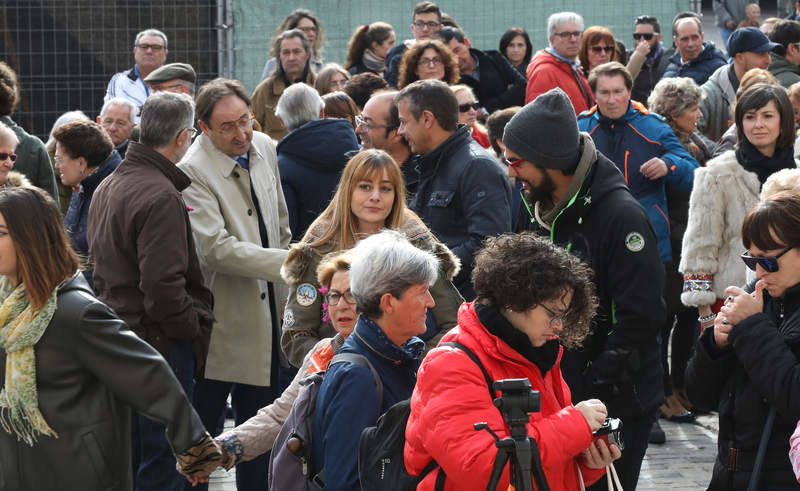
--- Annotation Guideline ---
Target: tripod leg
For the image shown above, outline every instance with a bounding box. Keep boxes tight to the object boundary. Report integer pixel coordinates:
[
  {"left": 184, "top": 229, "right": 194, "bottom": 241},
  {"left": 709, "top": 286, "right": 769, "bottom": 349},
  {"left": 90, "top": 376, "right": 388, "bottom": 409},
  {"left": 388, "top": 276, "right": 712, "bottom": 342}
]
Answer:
[{"left": 485, "top": 446, "right": 512, "bottom": 491}]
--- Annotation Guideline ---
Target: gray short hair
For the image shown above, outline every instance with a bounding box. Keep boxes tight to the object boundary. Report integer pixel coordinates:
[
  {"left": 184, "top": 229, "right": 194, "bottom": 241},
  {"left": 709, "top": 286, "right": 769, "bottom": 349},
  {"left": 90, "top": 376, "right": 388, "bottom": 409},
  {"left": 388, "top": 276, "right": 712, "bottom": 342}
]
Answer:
[
  {"left": 0, "top": 121, "right": 19, "bottom": 148},
  {"left": 139, "top": 92, "right": 194, "bottom": 148},
  {"left": 350, "top": 230, "right": 439, "bottom": 320},
  {"left": 135, "top": 28, "right": 168, "bottom": 49},
  {"left": 648, "top": 77, "right": 704, "bottom": 123},
  {"left": 548, "top": 12, "right": 584, "bottom": 38},
  {"left": 46, "top": 110, "right": 89, "bottom": 145},
  {"left": 99, "top": 98, "right": 137, "bottom": 124},
  {"left": 275, "top": 83, "right": 324, "bottom": 131}
]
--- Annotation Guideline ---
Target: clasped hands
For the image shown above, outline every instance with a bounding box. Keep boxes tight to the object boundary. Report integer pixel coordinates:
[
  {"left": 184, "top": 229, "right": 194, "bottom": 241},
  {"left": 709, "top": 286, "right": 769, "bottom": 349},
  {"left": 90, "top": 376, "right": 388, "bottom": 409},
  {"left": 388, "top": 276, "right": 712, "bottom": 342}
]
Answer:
[{"left": 176, "top": 433, "right": 231, "bottom": 487}]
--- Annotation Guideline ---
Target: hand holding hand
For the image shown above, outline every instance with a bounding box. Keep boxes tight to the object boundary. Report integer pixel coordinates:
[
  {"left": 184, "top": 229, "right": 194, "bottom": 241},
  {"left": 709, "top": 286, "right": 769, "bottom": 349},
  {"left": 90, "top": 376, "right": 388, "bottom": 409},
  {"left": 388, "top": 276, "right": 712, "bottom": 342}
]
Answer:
[
  {"left": 640, "top": 157, "right": 668, "bottom": 180},
  {"left": 582, "top": 438, "right": 622, "bottom": 469},
  {"left": 576, "top": 399, "right": 608, "bottom": 432},
  {"left": 176, "top": 433, "right": 223, "bottom": 483}
]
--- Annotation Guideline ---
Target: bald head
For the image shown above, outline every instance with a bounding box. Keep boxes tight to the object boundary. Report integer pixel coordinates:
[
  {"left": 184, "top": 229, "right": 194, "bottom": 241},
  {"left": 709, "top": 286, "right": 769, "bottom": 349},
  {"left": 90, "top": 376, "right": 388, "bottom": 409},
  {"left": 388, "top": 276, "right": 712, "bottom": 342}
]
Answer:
[{"left": 358, "top": 91, "right": 399, "bottom": 150}]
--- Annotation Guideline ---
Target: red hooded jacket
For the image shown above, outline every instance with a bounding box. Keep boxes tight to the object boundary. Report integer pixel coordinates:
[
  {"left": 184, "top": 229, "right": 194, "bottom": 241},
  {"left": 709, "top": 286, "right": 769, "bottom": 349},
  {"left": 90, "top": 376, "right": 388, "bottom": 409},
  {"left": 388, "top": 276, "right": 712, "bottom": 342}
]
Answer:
[
  {"left": 404, "top": 302, "right": 606, "bottom": 490},
  {"left": 525, "top": 49, "right": 593, "bottom": 114}
]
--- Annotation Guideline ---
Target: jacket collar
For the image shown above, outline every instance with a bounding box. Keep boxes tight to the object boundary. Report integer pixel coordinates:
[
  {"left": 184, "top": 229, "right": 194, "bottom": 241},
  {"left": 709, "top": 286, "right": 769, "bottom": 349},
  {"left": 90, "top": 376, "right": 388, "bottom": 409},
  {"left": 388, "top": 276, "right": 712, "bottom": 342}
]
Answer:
[
  {"left": 416, "top": 125, "right": 471, "bottom": 173},
  {"left": 124, "top": 141, "right": 191, "bottom": 191},
  {"left": 78, "top": 150, "right": 121, "bottom": 196},
  {"left": 193, "top": 133, "right": 265, "bottom": 178},
  {"left": 351, "top": 315, "right": 424, "bottom": 365}
]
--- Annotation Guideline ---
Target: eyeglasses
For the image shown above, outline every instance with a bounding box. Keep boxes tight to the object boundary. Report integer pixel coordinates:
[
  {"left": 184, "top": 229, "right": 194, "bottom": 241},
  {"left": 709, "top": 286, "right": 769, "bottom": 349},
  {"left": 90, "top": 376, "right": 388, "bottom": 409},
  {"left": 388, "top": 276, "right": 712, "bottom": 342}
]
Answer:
[
  {"left": 590, "top": 46, "right": 615, "bottom": 54},
  {"left": 185, "top": 127, "right": 198, "bottom": 138},
  {"left": 418, "top": 56, "right": 443, "bottom": 66},
  {"left": 0, "top": 153, "right": 17, "bottom": 162},
  {"left": 539, "top": 304, "right": 569, "bottom": 328},
  {"left": 741, "top": 247, "right": 792, "bottom": 272},
  {"left": 135, "top": 43, "right": 165, "bottom": 51},
  {"left": 632, "top": 33, "right": 655, "bottom": 41},
  {"left": 297, "top": 25, "right": 318, "bottom": 34},
  {"left": 214, "top": 116, "right": 254, "bottom": 137},
  {"left": 502, "top": 157, "right": 524, "bottom": 168},
  {"left": 413, "top": 20, "right": 441, "bottom": 30},
  {"left": 554, "top": 30, "right": 582, "bottom": 40},
  {"left": 355, "top": 115, "right": 393, "bottom": 130},
  {"left": 152, "top": 82, "right": 185, "bottom": 92},
  {"left": 325, "top": 290, "right": 356, "bottom": 306},
  {"left": 458, "top": 102, "right": 481, "bottom": 113}
]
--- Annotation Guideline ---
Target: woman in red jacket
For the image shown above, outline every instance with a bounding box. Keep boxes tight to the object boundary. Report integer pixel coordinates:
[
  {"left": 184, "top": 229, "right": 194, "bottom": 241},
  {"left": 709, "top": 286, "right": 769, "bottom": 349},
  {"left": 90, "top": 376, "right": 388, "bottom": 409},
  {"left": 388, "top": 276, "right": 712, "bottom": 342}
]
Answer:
[{"left": 405, "top": 233, "right": 621, "bottom": 490}]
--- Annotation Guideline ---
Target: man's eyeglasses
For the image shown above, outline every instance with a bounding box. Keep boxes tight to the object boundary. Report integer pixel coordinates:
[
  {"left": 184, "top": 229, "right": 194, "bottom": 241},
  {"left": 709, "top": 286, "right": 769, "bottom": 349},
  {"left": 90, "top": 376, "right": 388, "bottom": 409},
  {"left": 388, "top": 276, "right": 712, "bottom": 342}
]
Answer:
[
  {"left": 539, "top": 304, "right": 568, "bottom": 328},
  {"left": 135, "top": 43, "right": 165, "bottom": 51},
  {"left": 413, "top": 20, "right": 441, "bottom": 30},
  {"left": 0, "top": 153, "right": 18, "bottom": 162},
  {"left": 418, "top": 56, "right": 443, "bottom": 66},
  {"left": 185, "top": 127, "right": 198, "bottom": 138},
  {"left": 326, "top": 290, "right": 356, "bottom": 306},
  {"left": 632, "top": 33, "right": 655, "bottom": 41},
  {"left": 741, "top": 247, "right": 792, "bottom": 273},
  {"left": 458, "top": 102, "right": 481, "bottom": 113},
  {"left": 215, "top": 116, "right": 254, "bottom": 137},
  {"left": 503, "top": 157, "right": 524, "bottom": 168},
  {"left": 355, "top": 115, "right": 393, "bottom": 130},
  {"left": 554, "top": 30, "right": 582, "bottom": 40},
  {"left": 590, "top": 46, "right": 615, "bottom": 54}
]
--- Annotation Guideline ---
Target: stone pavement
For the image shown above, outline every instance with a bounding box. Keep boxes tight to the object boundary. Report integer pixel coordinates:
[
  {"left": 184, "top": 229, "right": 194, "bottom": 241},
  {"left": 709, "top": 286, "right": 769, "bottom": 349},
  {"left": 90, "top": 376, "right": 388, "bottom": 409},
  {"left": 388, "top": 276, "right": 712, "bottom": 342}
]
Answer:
[{"left": 208, "top": 414, "right": 720, "bottom": 490}]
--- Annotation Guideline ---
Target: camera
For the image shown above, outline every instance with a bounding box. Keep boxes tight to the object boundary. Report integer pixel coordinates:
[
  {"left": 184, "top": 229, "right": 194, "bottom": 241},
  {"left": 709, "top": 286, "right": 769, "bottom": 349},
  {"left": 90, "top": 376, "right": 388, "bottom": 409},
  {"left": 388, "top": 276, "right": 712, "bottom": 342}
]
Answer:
[
  {"left": 593, "top": 417, "right": 624, "bottom": 450},
  {"left": 493, "top": 378, "right": 541, "bottom": 417}
]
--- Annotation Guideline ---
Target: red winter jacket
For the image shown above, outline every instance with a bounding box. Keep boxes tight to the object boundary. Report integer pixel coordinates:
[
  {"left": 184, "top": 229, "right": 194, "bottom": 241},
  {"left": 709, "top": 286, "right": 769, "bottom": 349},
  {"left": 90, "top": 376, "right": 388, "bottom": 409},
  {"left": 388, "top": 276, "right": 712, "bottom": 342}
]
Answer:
[
  {"left": 525, "top": 49, "right": 593, "bottom": 114},
  {"left": 404, "top": 302, "right": 606, "bottom": 490}
]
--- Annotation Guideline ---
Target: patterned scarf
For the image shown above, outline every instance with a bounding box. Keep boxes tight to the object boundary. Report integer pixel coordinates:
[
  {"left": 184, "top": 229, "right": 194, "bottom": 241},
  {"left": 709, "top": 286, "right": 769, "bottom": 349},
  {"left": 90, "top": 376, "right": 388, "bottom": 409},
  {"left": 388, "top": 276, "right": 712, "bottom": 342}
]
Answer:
[
  {"left": 362, "top": 48, "right": 386, "bottom": 74},
  {"left": 0, "top": 277, "right": 58, "bottom": 445}
]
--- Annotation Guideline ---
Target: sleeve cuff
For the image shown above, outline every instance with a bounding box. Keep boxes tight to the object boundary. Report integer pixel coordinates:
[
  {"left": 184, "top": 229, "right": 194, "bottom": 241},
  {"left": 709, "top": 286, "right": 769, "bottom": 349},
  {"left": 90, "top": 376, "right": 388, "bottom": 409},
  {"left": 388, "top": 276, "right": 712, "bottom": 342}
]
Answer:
[{"left": 217, "top": 432, "right": 244, "bottom": 469}]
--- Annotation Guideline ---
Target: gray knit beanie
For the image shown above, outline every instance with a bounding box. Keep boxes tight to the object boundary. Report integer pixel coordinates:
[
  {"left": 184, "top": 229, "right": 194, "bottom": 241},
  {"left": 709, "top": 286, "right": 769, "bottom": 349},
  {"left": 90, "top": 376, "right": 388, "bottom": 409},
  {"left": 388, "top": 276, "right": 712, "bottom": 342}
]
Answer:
[{"left": 502, "top": 87, "right": 580, "bottom": 170}]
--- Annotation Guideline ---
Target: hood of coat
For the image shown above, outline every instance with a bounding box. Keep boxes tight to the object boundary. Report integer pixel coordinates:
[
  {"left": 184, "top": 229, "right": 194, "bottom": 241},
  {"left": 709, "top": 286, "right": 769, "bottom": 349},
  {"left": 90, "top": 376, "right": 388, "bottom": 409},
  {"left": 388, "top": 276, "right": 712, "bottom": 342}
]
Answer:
[
  {"left": 276, "top": 118, "right": 359, "bottom": 173},
  {"left": 768, "top": 52, "right": 800, "bottom": 75}
]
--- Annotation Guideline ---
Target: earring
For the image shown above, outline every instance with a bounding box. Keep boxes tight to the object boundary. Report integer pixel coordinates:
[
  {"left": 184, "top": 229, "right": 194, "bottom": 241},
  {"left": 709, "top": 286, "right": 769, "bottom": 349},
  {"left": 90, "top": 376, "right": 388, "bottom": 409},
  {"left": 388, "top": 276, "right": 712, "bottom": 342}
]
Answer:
[{"left": 80, "top": 169, "right": 85, "bottom": 176}]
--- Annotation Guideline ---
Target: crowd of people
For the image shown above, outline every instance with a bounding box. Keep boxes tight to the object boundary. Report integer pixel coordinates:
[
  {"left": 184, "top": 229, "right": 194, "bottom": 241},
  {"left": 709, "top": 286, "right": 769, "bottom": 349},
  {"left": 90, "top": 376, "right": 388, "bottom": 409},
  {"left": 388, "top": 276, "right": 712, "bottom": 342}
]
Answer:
[{"left": 4, "top": 1, "right": 800, "bottom": 490}]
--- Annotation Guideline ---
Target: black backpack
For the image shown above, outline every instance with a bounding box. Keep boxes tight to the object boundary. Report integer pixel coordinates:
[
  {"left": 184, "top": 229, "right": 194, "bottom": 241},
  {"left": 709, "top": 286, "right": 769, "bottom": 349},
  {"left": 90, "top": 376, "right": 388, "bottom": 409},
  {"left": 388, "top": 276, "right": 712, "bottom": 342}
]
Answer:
[{"left": 357, "top": 341, "right": 494, "bottom": 491}]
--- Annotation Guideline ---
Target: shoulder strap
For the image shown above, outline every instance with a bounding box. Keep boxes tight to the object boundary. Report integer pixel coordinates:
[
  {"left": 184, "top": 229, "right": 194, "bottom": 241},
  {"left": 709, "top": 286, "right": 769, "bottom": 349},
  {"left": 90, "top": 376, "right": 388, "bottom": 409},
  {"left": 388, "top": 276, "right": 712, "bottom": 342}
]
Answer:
[
  {"left": 330, "top": 352, "right": 384, "bottom": 413},
  {"left": 440, "top": 341, "right": 494, "bottom": 399}
]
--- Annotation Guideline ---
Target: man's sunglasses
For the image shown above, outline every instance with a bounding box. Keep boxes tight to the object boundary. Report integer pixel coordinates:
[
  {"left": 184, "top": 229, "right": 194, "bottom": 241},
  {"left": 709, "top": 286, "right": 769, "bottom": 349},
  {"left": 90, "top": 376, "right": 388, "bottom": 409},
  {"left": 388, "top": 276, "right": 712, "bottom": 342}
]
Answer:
[
  {"left": 741, "top": 247, "right": 792, "bottom": 272},
  {"left": 458, "top": 102, "right": 480, "bottom": 113},
  {"left": 0, "top": 153, "right": 17, "bottom": 162},
  {"left": 632, "top": 33, "right": 655, "bottom": 41}
]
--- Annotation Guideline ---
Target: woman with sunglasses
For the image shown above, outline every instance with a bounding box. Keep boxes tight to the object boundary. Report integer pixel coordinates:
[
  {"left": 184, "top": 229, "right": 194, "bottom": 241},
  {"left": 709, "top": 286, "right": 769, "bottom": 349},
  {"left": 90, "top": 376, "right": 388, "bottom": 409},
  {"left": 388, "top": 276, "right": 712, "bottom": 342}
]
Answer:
[
  {"left": 680, "top": 84, "right": 797, "bottom": 329},
  {"left": 578, "top": 26, "right": 620, "bottom": 77},
  {"left": 279, "top": 149, "right": 463, "bottom": 368},
  {"left": 686, "top": 191, "right": 800, "bottom": 489},
  {"left": 405, "top": 233, "right": 621, "bottom": 490},
  {"left": 0, "top": 122, "right": 30, "bottom": 190},
  {"left": 452, "top": 85, "right": 490, "bottom": 149}
]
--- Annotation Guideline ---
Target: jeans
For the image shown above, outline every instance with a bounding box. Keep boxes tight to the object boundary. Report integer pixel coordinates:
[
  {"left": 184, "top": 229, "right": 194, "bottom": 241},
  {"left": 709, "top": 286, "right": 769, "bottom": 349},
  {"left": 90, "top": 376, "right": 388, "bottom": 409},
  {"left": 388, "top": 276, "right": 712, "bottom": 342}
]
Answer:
[
  {"left": 587, "top": 410, "right": 658, "bottom": 491},
  {"left": 132, "top": 340, "right": 195, "bottom": 491}
]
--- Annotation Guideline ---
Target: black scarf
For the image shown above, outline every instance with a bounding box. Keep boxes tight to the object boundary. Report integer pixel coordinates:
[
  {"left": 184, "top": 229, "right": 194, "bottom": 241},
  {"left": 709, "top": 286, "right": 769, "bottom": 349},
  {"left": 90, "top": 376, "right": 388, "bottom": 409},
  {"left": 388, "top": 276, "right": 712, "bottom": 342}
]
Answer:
[
  {"left": 475, "top": 302, "right": 559, "bottom": 376},
  {"left": 735, "top": 139, "right": 796, "bottom": 185}
]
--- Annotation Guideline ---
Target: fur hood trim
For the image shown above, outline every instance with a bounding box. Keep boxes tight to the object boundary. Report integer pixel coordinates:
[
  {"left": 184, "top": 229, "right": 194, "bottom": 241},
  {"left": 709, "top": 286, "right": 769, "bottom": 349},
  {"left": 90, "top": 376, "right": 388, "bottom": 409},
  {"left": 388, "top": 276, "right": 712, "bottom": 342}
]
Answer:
[{"left": 4, "top": 171, "right": 32, "bottom": 188}]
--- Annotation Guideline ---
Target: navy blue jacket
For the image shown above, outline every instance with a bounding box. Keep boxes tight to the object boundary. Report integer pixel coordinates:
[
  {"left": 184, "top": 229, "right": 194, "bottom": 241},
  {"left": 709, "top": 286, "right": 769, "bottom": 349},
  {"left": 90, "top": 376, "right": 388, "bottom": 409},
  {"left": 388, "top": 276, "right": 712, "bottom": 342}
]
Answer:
[
  {"left": 460, "top": 49, "right": 527, "bottom": 113},
  {"left": 578, "top": 102, "right": 698, "bottom": 262},
  {"left": 663, "top": 41, "right": 727, "bottom": 85},
  {"left": 277, "top": 118, "right": 359, "bottom": 241},
  {"left": 64, "top": 150, "right": 122, "bottom": 289},
  {"left": 312, "top": 315, "right": 423, "bottom": 491},
  {"left": 409, "top": 126, "right": 512, "bottom": 299}
]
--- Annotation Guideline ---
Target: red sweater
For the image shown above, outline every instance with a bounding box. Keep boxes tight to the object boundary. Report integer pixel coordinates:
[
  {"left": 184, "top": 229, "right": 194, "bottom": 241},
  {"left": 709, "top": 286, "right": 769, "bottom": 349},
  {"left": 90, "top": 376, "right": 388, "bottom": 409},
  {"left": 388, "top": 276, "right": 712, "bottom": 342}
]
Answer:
[
  {"left": 404, "top": 302, "right": 606, "bottom": 490},
  {"left": 525, "top": 50, "right": 594, "bottom": 114}
]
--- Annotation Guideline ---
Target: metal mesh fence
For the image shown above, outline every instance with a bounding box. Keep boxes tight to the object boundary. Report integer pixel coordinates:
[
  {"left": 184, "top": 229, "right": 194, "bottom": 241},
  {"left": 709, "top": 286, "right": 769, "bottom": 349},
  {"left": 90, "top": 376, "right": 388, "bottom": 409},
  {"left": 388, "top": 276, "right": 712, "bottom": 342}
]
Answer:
[{"left": 1, "top": 0, "right": 225, "bottom": 140}]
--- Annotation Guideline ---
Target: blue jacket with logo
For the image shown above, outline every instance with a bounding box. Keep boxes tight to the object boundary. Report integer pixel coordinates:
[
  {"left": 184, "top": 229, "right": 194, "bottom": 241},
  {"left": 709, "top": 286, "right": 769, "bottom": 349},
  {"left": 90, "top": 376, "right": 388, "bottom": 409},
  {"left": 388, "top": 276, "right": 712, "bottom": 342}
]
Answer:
[{"left": 578, "top": 101, "right": 698, "bottom": 262}]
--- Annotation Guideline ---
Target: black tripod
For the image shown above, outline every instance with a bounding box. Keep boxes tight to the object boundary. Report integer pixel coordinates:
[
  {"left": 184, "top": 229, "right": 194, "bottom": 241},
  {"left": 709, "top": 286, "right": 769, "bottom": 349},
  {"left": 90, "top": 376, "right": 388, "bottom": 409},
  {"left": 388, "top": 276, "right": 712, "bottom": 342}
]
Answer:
[{"left": 475, "top": 378, "right": 549, "bottom": 491}]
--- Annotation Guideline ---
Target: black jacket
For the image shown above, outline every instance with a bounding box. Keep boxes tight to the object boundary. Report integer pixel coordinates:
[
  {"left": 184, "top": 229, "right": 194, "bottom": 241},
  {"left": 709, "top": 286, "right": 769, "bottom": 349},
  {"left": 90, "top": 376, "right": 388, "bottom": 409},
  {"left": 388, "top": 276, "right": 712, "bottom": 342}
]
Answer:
[
  {"left": 460, "top": 49, "right": 527, "bottom": 113},
  {"left": 0, "top": 273, "right": 206, "bottom": 490},
  {"left": 628, "top": 45, "right": 671, "bottom": 106},
  {"left": 518, "top": 147, "right": 666, "bottom": 418},
  {"left": 686, "top": 282, "right": 800, "bottom": 489},
  {"left": 276, "top": 118, "right": 359, "bottom": 241},
  {"left": 409, "top": 126, "right": 512, "bottom": 300},
  {"left": 663, "top": 41, "right": 728, "bottom": 86},
  {"left": 384, "top": 43, "right": 409, "bottom": 88}
]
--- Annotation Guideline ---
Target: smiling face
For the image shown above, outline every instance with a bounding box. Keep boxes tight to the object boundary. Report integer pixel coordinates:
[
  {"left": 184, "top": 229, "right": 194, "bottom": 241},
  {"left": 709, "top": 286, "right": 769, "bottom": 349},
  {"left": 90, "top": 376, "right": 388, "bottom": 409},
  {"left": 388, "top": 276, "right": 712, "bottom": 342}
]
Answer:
[
  {"left": 506, "top": 34, "right": 527, "bottom": 66},
  {"left": 416, "top": 47, "right": 446, "bottom": 81},
  {"left": 504, "top": 290, "right": 573, "bottom": 347},
  {"left": 397, "top": 99, "right": 431, "bottom": 154},
  {"left": 594, "top": 74, "right": 631, "bottom": 121},
  {"left": 504, "top": 148, "right": 558, "bottom": 197},
  {"left": 327, "top": 270, "right": 357, "bottom": 337},
  {"left": 672, "top": 103, "right": 703, "bottom": 134},
  {"left": 350, "top": 168, "right": 396, "bottom": 234},
  {"left": 0, "top": 212, "right": 16, "bottom": 283},
  {"left": 742, "top": 99, "right": 781, "bottom": 156},
  {"left": 357, "top": 96, "right": 393, "bottom": 150},
  {"left": 54, "top": 141, "right": 87, "bottom": 187},
  {"left": 455, "top": 89, "right": 478, "bottom": 128}
]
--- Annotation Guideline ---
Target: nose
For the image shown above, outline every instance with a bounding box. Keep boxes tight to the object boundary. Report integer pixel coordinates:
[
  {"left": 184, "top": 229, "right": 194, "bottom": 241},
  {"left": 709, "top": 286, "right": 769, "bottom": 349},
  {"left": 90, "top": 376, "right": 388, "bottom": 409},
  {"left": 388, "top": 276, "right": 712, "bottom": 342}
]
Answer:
[{"left": 425, "top": 290, "right": 435, "bottom": 308}]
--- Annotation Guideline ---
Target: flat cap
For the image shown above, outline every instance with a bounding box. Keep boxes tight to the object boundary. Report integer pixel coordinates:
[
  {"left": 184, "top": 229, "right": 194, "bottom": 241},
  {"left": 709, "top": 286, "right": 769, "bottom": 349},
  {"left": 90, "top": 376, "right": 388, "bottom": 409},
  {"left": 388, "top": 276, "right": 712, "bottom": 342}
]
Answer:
[{"left": 144, "top": 62, "right": 196, "bottom": 84}]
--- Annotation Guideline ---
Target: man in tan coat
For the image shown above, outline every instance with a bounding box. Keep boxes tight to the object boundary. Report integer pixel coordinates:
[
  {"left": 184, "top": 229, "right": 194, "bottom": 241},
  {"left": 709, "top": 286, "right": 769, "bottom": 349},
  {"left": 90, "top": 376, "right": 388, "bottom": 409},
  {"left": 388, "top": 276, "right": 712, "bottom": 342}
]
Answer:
[{"left": 178, "top": 78, "right": 291, "bottom": 491}]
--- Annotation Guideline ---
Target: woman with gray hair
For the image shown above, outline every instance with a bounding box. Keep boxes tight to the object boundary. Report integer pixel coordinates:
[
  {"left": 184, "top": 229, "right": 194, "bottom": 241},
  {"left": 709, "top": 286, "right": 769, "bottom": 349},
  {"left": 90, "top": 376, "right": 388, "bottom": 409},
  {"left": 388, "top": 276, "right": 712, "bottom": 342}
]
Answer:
[
  {"left": 311, "top": 229, "right": 440, "bottom": 491},
  {"left": 0, "top": 121, "right": 30, "bottom": 190}
]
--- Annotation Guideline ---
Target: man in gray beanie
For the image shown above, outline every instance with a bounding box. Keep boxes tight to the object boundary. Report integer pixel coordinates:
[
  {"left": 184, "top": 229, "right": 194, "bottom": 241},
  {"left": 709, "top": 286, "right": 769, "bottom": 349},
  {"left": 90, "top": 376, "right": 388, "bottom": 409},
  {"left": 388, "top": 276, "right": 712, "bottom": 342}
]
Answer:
[{"left": 504, "top": 86, "right": 666, "bottom": 491}]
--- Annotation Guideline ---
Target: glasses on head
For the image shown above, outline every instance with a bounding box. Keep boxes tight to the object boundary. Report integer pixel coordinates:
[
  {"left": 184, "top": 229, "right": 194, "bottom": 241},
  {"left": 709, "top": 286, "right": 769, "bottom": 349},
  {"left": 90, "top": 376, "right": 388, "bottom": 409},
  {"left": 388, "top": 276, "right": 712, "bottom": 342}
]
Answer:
[
  {"left": 413, "top": 20, "right": 441, "bottom": 30},
  {"left": 539, "top": 304, "right": 569, "bottom": 328},
  {"left": 590, "top": 46, "right": 615, "bottom": 54},
  {"left": 0, "top": 153, "right": 18, "bottom": 162},
  {"left": 418, "top": 56, "right": 443, "bottom": 67},
  {"left": 355, "top": 115, "right": 393, "bottom": 130},
  {"left": 741, "top": 247, "right": 792, "bottom": 272},
  {"left": 215, "top": 116, "right": 254, "bottom": 137},
  {"left": 632, "top": 33, "right": 655, "bottom": 41},
  {"left": 458, "top": 102, "right": 481, "bottom": 113},
  {"left": 554, "top": 30, "right": 582, "bottom": 40},
  {"left": 136, "top": 43, "right": 165, "bottom": 51},
  {"left": 325, "top": 290, "right": 356, "bottom": 306}
]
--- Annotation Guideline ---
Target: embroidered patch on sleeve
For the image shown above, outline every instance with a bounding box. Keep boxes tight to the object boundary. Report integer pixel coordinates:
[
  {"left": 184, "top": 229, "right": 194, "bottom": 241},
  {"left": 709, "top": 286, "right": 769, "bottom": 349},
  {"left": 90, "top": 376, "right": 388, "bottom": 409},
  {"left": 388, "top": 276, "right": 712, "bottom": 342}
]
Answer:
[
  {"left": 625, "top": 232, "right": 645, "bottom": 252},
  {"left": 283, "top": 309, "right": 295, "bottom": 329},
  {"left": 296, "top": 283, "right": 318, "bottom": 306}
]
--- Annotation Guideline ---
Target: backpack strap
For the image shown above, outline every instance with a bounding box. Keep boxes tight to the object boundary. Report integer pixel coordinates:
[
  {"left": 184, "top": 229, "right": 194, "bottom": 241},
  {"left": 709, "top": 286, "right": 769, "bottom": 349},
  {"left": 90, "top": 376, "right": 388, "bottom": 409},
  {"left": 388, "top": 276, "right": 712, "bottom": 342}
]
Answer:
[
  {"left": 440, "top": 341, "right": 495, "bottom": 399},
  {"left": 329, "top": 352, "right": 384, "bottom": 414}
]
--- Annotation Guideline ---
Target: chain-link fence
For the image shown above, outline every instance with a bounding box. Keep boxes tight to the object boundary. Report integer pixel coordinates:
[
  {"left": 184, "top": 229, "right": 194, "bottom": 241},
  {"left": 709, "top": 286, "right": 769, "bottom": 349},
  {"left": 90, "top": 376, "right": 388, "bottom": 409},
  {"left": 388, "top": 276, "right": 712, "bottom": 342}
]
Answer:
[{"left": 1, "top": 0, "right": 229, "bottom": 140}]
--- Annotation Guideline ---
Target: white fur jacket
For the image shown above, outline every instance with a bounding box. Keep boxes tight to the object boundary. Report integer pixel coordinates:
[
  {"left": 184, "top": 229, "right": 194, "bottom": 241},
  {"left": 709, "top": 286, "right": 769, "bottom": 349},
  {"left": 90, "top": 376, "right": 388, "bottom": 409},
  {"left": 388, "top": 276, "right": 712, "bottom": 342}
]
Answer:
[{"left": 679, "top": 150, "right": 761, "bottom": 306}]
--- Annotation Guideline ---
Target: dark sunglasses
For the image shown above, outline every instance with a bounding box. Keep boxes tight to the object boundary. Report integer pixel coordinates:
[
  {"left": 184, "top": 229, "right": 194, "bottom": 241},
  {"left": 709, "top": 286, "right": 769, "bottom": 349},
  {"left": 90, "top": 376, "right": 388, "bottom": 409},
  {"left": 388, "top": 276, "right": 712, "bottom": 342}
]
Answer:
[
  {"left": 458, "top": 102, "right": 481, "bottom": 113},
  {"left": 741, "top": 247, "right": 792, "bottom": 272},
  {"left": 632, "top": 33, "right": 655, "bottom": 40},
  {"left": 590, "top": 46, "right": 615, "bottom": 54},
  {"left": 0, "top": 152, "right": 17, "bottom": 162}
]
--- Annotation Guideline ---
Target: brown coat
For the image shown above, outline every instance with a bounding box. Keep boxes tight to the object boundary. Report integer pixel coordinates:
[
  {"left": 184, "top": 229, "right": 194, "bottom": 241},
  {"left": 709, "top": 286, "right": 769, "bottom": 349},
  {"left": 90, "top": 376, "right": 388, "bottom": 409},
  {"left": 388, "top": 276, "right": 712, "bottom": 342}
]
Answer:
[
  {"left": 251, "top": 70, "right": 316, "bottom": 141},
  {"left": 87, "top": 141, "right": 214, "bottom": 374}
]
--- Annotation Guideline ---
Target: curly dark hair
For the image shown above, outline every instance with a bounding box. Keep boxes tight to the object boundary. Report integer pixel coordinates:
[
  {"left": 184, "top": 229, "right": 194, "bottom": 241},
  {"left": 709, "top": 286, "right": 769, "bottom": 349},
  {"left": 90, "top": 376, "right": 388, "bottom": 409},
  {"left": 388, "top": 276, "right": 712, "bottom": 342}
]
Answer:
[
  {"left": 472, "top": 233, "right": 598, "bottom": 348},
  {"left": 397, "top": 40, "right": 460, "bottom": 89},
  {"left": 52, "top": 120, "right": 114, "bottom": 168},
  {"left": 0, "top": 62, "right": 19, "bottom": 116}
]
